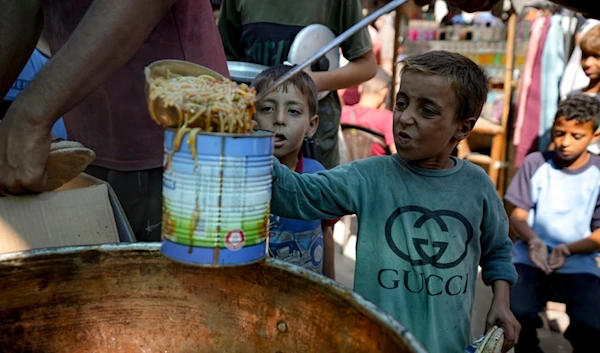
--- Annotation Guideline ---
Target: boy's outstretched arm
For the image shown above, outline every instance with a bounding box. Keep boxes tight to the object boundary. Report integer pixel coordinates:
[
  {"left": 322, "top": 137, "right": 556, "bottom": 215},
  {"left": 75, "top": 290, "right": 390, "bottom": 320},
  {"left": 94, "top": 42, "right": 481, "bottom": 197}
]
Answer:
[
  {"left": 271, "top": 158, "right": 359, "bottom": 221},
  {"left": 308, "top": 51, "right": 377, "bottom": 92}
]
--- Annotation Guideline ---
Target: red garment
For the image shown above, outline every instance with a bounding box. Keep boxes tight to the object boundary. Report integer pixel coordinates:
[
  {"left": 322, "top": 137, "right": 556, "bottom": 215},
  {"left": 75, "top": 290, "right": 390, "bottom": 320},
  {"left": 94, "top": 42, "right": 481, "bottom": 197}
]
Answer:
[
  {"left": 340, "top": 105, "right": 394, "bottom": 156},
  {"left": 341, "top": 87, "right": 361, "bottom": 106},
  {"left": 42, "top": 0, "right": 229, "bottom": 171},
  {"left": 515, "top": 18, "right": 551, "bottom": 167},
  {"left": 342, "top": 25, "right": 381, "bottom": 107}
]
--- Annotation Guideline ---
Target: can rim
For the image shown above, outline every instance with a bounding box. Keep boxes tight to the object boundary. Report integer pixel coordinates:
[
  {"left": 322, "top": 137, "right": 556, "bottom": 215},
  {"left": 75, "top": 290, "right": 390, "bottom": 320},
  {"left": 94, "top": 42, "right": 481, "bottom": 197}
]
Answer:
[{"left": 164, "top": 128, "right": 274, "bottom": 138}]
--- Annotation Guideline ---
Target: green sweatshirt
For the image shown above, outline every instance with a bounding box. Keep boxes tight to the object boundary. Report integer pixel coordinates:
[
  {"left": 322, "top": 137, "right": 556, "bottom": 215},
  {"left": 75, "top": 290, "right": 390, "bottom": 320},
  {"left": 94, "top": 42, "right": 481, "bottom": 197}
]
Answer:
[{"left": 271, "top": 155, "right": 517, "bottom": 353}]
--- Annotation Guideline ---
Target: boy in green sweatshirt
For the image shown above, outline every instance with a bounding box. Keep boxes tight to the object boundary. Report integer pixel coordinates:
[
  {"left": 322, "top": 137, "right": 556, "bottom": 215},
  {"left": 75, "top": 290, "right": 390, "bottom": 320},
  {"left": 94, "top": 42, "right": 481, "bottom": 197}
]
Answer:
[{"left": 269, "top": 50, "right": 520, "bottom": 353}]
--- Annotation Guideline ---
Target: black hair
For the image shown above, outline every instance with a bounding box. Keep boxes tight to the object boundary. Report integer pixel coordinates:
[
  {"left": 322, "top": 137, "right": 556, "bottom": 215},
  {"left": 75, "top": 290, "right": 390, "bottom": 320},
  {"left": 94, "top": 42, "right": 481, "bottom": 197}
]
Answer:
[
  {"left": 400, "top": 50, "right": 489, "bottom": 122},
  {"left": 251, "top": 64, "right": 318, "bottom": 117},
  {"left": 556, "top": 94, "right": 600, "bottom": 130}
]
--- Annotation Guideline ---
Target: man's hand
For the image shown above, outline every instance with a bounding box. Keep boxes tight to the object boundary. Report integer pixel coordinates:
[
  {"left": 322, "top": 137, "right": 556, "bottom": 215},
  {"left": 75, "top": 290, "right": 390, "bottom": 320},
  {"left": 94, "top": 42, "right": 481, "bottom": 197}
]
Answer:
[
  {"left": 0, "top": 108, "right": 51, "bottom": 194},
  {"left": 486, "top": 297, "right": 521, "bottom": 352},
  {"left": 549, "top": 244, "right": 570, "bottom": 271},
  {"left": 528, "top": 237, "right": 551, "bottom": 274},
  {"left": 306, "top": 51, "right": 377, "bottom": 92}
]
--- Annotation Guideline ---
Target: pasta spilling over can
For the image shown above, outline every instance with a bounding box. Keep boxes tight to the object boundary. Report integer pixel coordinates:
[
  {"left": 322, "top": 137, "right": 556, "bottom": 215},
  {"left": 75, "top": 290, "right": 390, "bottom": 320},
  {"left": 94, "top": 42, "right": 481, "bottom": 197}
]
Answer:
[{"left": 161, "top": 128, "right": 274, "bottom": 266}]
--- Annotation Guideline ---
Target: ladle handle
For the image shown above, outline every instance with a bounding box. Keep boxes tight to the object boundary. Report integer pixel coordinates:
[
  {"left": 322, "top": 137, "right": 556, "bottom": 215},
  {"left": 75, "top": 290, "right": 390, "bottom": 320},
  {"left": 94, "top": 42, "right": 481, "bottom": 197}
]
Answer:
[{"left": 254, "top": 0, "right": 408, "bottom": 102}]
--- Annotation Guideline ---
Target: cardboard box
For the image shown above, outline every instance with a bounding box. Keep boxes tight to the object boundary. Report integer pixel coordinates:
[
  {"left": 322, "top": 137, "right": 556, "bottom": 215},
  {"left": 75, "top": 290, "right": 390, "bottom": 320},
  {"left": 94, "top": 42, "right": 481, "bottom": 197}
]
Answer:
[{"left": 0, "top": 173, "right": 136, "bottom": 254}]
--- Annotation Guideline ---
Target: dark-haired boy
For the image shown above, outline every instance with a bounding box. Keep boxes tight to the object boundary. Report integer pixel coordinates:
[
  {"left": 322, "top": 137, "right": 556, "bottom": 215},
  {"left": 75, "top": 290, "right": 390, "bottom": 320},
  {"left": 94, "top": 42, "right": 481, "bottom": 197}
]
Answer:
[
  {"left": 218, "top": 0, "right": 377, "bottom": 169},
  {"left": 268, "top": 51, "right": 520, "bottom": 353},
  {"left": 505, "top": 94, "right": 600, "bottom": 353},
  {"left": 253, "top": 64, "right": 337, "bottom": 279}
]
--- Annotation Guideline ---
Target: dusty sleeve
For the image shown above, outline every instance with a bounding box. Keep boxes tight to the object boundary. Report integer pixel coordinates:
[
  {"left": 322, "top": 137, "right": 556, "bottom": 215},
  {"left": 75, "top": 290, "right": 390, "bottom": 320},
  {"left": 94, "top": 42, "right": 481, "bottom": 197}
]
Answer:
[
  {"left": 480, "top": 184, "right": 518, "bottom": 286},
  {"left": 271, "top": 158, "right": 361, "bottom": 220}
]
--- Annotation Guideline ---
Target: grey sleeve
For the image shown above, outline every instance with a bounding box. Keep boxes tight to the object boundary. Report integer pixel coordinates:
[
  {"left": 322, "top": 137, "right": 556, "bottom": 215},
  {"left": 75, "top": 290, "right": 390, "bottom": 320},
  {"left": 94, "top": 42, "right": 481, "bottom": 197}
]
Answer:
[
  {"left": 480, "top": 184, "right": 518, "bottom": 286},
  {"left": 271, "top": 158, "right": 361, "bottom": 220},
  {"left": 504, "top": 152, "right": 545, "bottom": 210}
]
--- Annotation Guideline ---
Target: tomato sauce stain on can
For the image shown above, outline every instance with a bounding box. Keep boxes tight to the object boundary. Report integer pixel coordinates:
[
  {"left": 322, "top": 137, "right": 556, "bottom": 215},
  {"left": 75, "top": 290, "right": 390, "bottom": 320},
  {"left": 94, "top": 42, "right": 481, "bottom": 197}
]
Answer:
[{"left": 161, "top": 128, "right": 274, "bottom": 266}]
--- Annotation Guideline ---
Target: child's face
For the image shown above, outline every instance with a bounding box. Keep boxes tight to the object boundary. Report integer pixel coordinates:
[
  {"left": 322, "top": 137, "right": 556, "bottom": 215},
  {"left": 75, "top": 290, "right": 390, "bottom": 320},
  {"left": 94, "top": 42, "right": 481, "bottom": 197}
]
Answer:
[
  {"left": 393, "top": 71, "right": 474, "bottom": 168},
  {"left": 552, "top": 116, "right": 598, "bottom": 165},
  {"left": 581, "top": 47, "right": 600, "bottom": 80},
  {"left": 254, "top": 84, "right": 318, "bottom": 163}
]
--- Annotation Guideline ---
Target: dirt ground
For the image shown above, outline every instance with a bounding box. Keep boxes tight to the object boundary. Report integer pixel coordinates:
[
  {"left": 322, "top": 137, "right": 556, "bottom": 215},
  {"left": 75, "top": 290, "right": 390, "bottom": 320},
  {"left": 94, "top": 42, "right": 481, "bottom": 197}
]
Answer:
[{"left": 332, "top": 220, "right": 573, "bottom": 353}]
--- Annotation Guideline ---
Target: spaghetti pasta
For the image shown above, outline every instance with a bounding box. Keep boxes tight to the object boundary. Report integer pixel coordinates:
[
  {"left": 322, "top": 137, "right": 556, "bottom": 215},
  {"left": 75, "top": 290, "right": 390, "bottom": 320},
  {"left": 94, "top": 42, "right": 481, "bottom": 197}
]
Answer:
[
  {"left": 149, "top": 71, "right": 257, "bottom": 169},
  {"left": 149, "top": 72, "right": 256, "bottom": 133}
]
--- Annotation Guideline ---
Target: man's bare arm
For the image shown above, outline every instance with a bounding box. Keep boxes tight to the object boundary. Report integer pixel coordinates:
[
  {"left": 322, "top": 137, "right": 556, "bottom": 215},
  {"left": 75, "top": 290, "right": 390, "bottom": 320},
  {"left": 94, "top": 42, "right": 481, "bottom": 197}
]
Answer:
[
  {"left": 11, "top": 0, "right": 178, "bottom": 129},
  {"left": 0, "top": 0, "right": 178, "bottom": 193},
  {"left": 0, "top": 0, "right": 43, "bottom": 98},
  {"left": 308, "top": 51, "right": 378, "bottom": 93}
]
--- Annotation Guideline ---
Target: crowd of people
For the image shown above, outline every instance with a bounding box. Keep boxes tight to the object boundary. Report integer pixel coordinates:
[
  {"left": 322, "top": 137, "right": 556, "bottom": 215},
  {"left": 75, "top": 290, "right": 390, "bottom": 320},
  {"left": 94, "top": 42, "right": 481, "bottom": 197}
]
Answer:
[{"left": 1, "top": 1, "right": 600, "bottom": 353}]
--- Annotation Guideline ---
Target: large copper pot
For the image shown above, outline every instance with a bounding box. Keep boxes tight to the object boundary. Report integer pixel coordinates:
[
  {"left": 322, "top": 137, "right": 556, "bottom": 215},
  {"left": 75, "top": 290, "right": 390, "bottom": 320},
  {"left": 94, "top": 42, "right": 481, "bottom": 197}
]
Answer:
[{"left": 0, "top": 244, "right": 427, "bottom": 352}]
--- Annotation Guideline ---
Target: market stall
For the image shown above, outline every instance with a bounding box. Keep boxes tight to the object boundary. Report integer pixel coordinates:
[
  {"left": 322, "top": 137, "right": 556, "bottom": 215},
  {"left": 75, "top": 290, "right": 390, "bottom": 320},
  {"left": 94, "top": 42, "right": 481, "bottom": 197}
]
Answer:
[{"left": 392, "top": 0, "right": 581, "bottom": 196}]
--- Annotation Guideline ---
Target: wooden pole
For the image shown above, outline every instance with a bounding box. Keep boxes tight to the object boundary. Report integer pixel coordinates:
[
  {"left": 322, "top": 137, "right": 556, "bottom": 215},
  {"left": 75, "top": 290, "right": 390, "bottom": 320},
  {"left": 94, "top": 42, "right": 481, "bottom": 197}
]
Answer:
[
  {"left": 389, "top": 7, "right": 402, "bottom": 110},
  {"left": 491, "top": 13, "right": 517, "bottom": 197}
]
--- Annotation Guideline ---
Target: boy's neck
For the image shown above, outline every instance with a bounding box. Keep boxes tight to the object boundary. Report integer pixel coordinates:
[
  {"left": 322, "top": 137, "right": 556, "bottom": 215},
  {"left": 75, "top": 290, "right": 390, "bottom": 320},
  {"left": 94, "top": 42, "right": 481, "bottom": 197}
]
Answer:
[
  {"left": 555, "top": 150, "right": 591, "bottom": 170},
  {"left": 278, "top": 151, "right": 301, "bottom": 171},
  {"left": 584, "top": 79, "right": 600, "bottom": 94},
  {"left": 407, "top": 155, "right": 456, "bottom": 170}
]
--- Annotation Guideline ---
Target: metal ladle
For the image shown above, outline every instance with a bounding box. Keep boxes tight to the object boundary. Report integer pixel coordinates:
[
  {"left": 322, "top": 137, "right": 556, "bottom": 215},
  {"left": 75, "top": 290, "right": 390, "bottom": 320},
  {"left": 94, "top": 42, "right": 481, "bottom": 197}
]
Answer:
[
  {"left": 145, "top": 60, "right": 228, "bottom": 128},
  {"left": 254, "top": 0, "right": 408, "bottom": 102},
  {"left": 145, "top": 0, "right": 407, "bottom": 128}
]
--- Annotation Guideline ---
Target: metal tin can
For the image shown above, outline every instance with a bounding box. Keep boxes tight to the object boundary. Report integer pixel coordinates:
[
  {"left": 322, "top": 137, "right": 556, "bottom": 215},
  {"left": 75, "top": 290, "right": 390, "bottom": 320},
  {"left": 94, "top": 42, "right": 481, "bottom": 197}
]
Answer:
[{"left": 161, "top": 128, "right": 274, "bottom": 266}]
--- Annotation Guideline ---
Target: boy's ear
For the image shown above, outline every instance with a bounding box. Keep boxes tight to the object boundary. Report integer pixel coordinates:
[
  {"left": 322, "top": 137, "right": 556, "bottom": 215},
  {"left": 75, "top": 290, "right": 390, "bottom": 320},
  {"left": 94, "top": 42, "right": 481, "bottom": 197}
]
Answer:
[
  {"left": 306, "top": 114, "right": 319, "bottom": 138},
  {"left": 592, "top": 129, "right": 600, "bottom": 144},
  {"left": 453, "top": 116, "right": 477, "bottom": 141}
]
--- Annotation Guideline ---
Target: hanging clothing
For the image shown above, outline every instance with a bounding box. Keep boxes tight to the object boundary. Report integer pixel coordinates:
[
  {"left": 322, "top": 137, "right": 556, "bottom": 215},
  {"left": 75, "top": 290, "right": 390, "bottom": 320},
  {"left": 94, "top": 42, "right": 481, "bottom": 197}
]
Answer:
[
  {"left": 538, "top": 14, "right": 565, "bottom": 151},
  {"left": 514, "top": 16, "right": 551, "bottom": 167},
  {"left": 513, "top": 16, "right": 548, "bottom": 147}
]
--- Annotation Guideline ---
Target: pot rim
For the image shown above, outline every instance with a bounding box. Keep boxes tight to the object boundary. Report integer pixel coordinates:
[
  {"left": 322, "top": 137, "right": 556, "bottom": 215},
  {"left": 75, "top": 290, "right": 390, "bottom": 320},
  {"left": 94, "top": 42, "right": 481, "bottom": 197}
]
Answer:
[{"left": 0, "top": 243, "right": 428, "bottom": 353}]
